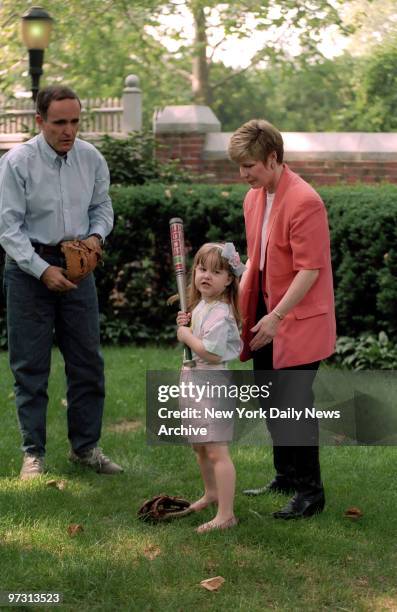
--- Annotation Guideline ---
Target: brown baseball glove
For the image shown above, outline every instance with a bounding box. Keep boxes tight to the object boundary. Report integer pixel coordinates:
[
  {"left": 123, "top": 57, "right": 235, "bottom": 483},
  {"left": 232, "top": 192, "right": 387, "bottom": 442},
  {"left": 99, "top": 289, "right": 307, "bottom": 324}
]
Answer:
[
  {"left": 61, "top": 239, "right": 102, "bottom": 284},
  {"left": 137, "top": 494, "right": 191, "bottom": 523}
]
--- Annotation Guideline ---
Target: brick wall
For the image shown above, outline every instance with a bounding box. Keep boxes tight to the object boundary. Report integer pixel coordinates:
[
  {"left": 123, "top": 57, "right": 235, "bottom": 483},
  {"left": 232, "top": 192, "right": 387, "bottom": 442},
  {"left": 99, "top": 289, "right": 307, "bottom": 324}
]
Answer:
[
  {"left": 156, "top": 134, "right": 206, "bottom": 173},
  {"left": 155, "top": 128, "right": 397, "bottom": 186},
  {"left": 286, "top": 160, "right": 397, "bottom": 186}
]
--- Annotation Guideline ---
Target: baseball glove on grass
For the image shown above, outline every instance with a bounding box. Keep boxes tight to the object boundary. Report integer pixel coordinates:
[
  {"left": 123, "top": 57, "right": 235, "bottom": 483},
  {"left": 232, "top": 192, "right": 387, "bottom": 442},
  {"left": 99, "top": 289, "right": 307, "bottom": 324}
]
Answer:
[
  {"left": 137, "top": 495, "right": 191, "bottom": 523},
  {"left": 61, "top": 239, "right": 102, "bottom": 283}
]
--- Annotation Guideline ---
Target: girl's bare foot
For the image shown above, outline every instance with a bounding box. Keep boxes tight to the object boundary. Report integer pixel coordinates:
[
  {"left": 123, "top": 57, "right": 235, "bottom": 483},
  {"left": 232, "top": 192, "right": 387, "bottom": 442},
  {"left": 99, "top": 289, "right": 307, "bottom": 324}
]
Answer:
[
  {"left": 196, "top": 516, "right": 238, "bottom": 533},
  {"left": 189, "top": 495, "right": 218, "bottom": 512}
]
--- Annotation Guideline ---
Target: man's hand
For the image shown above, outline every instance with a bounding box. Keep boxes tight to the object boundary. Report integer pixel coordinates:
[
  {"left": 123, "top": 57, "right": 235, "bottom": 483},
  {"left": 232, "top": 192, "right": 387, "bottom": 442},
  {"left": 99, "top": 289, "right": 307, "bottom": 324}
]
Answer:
[
  {"left": 41, "top": 266, "right": 78, "bottom": 292},
  {"left": 249, "top": 312, "right": 280, "bottom": 351},
  {"left": 84, "top": 235, "right": 103, "bottom": 254}
]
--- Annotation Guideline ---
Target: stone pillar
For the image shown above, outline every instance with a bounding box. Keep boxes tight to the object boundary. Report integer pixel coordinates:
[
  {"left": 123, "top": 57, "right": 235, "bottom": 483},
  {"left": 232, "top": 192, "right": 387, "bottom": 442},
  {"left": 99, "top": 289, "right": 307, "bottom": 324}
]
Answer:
[
  {"left": 122, "top": 74, "right": 142, "bottom": 133},
  {"left": 153, "top": 105, "right": 221, "bottom": 174}
]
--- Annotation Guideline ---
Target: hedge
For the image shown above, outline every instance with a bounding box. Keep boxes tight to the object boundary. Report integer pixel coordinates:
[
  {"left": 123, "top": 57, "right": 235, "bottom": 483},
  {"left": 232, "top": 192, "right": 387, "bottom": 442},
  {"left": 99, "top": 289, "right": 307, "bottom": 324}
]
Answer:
[{"left": 0, "top": 183, "right": 396, "bottom": 347}]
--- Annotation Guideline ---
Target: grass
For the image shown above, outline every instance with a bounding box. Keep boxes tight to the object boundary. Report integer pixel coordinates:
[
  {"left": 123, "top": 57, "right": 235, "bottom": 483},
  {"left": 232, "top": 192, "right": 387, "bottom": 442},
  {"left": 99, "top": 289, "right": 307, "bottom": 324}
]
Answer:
[{"left": 0, "top": 346, "right": 397, "bottom": 611}]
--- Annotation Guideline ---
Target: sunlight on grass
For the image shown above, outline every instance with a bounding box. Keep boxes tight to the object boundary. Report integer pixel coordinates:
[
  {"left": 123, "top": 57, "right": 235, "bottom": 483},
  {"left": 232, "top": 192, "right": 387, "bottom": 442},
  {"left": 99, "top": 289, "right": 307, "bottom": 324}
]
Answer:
[{"left": 1, "top": 346, "right": 397, "bottom": 610}]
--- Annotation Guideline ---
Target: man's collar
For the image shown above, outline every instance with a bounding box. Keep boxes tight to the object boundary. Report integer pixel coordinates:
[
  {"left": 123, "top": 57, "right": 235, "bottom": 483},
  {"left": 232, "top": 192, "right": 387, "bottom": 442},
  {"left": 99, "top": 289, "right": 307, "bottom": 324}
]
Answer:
[{"left": 37, "top": 132, "right": 73, "bottom": 167}]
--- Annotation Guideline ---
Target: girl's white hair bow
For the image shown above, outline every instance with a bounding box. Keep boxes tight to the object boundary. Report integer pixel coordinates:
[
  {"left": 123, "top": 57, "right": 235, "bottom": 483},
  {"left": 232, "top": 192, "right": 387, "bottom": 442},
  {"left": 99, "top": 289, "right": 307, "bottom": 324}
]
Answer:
[{"left": 221, "top": 242, "right": 246, "bottom": 277}]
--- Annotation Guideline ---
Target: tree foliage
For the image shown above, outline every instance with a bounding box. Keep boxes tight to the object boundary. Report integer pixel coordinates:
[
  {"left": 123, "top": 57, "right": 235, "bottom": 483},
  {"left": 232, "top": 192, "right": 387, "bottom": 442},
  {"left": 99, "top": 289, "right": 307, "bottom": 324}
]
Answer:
[
  {"left": 0, "top": 1, "right": 396, "bottom": 132},
  {"left": 210, "top": 55, "right": 359, "bottom": 131},
  {"left": 355, "top": 43, "right": 397, "bottom": 131},
  {"left": 343, "top": 0, "right": 397, "bottom": 55},
  {"left": 1, "top": 0, "right": 346, "bottom": 103},
  {"left": 148, "top": 0, "right": 348, "bottom": 104},
  {"left": 0, "top": 0, "right": 173, "bottom": 99}
]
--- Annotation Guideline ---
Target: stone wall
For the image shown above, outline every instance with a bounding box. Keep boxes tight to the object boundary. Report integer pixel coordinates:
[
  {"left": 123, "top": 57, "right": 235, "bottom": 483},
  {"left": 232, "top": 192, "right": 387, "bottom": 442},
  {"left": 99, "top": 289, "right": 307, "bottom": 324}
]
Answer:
[{"left": 154, "top": 106, "right": 397, "bottom": 186}]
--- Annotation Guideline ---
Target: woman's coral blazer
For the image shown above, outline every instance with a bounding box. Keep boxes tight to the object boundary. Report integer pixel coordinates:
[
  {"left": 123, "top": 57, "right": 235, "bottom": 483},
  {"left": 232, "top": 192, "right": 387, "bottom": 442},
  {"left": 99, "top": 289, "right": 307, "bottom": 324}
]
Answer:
[{"left": 239, "top": 164, "right": 336, "bottom": 368}]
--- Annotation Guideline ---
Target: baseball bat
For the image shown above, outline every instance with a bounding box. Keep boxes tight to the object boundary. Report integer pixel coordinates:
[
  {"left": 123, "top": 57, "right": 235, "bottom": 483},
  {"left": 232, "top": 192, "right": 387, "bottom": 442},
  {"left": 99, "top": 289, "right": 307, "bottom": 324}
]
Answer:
[{"left": 169, "top": 217, "right": 196, "bottom": 368}]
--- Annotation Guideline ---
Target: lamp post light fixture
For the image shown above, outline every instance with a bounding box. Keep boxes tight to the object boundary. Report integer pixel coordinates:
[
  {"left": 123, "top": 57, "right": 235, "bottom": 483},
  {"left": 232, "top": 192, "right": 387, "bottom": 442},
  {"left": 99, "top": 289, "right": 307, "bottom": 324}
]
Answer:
[{"left": 21, "top": 6, "right": 53, "bottom": 102}]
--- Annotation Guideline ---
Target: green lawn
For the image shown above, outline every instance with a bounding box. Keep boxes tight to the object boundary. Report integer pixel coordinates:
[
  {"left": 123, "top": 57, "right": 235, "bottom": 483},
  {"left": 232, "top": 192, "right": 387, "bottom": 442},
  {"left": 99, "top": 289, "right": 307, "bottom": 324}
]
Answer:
[{"left": 0, "top": 346, "right": 396, "bottom": 611}]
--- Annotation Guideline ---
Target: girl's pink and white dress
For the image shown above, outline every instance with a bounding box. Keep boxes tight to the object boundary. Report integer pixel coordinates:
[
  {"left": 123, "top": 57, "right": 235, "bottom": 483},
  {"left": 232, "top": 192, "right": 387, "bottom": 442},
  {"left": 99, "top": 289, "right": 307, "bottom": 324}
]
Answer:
[{"left": 180, "top": 299, "right": 241, "bottom": 443}]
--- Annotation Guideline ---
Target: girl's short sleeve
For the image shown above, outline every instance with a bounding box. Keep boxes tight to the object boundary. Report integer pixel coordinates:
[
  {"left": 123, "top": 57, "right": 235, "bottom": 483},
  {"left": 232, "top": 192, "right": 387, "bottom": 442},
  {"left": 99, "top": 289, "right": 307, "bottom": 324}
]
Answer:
[{"left": 201, "top": 305, "right": 236, "bottom": 359}]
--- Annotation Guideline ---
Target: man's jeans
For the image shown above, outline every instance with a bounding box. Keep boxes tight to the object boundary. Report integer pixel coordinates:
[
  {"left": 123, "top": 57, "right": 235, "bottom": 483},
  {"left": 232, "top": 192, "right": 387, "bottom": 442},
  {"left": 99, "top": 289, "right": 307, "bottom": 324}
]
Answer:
[{"left": 4, "top": 255, "right": 105, "bottom": 456}]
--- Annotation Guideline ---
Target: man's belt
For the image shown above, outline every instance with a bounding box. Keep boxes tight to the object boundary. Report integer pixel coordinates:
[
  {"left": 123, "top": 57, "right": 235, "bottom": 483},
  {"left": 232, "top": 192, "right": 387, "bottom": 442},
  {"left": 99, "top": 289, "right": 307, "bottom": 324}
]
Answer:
[{"left": 31, "top": 242, "right": 63, "bottom": 256}]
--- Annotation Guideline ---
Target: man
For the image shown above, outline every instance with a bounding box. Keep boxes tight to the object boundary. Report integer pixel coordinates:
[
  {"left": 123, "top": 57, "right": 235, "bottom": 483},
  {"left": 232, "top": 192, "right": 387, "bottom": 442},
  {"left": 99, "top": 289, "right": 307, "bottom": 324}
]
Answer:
[
  {"left": 228, "top": 119, "right": 336, "bottom": 519},
  {"left": 0, "top": 85, "right": 123, "bottom": 479}
]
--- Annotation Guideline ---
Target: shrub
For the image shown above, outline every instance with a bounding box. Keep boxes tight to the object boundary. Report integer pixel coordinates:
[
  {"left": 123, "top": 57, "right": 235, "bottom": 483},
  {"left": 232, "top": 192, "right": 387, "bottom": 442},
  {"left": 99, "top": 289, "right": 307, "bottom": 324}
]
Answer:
[
  {"left": 321, "top": 184, "right": 397, "bottom": 339},
  {"left": 0, "top": 183, "right": 396, "bottom": 354},
  {"left": 330, "top": 332, "right": 397, "bottom": 370},
  {"left": 95, "top": 183, "right": 248, "bottom": 344},
  {"left": 97, "top": 132, "right": 193, "bottom": 185},
  {"left": 94, "top": 182, "right": 397, "bottom": 347}
]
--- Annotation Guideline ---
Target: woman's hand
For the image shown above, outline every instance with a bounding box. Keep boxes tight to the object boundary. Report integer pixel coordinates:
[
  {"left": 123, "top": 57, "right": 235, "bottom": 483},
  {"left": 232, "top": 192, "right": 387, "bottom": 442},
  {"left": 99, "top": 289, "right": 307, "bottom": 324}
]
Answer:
[
  {"left": 177, "top": 325, "right": 192, "bottom": 344},
  {"left": 176, "top": 311, "right": 191, "bottom": 327},
  {"left": 249, "top": 312, "right": 280, "bottom": 351}
]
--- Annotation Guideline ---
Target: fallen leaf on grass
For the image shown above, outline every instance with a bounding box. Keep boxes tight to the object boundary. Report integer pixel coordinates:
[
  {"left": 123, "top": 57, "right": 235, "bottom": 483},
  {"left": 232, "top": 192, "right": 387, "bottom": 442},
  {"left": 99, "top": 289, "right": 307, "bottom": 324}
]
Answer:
[
  {"left": 61, "top": 398, "right": 67, "bottom": 407},
  {"left": 47, "top": 479, "right": 67, "bottom": 491},
  {"left": 356, "top": 576, "right": 369, "bottom": 587},
  {"left": 8, "top": 392, "right": 15, "bottom": 400},
  {"left": 344, "top": 507, "right": 363, "bottom": 519},
  {"left": 143, "top": 545, "right": 161, "bottom": 560},
  {"left": 67, "top": 524, "right": 84, "bottom": 537},
  {"left": 107, "top": 419, "right": 142, "bottom": 433},
  {"left": 200, "top": 576, "right": 225, "bottom": 592}
]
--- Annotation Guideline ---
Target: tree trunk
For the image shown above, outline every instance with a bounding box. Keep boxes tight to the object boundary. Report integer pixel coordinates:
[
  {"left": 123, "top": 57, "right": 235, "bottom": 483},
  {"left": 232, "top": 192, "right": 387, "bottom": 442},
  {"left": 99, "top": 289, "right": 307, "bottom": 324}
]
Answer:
[{"left": 191, "top": 2, "right": 211, "bottom": 105}]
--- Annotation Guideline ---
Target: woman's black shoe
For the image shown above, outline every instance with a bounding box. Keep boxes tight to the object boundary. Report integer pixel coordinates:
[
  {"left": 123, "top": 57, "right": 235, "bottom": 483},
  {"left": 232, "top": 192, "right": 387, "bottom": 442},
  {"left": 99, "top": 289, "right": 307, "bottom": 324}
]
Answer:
[{"left": 272, "top": 490, "right": 325, "bottom": 519}]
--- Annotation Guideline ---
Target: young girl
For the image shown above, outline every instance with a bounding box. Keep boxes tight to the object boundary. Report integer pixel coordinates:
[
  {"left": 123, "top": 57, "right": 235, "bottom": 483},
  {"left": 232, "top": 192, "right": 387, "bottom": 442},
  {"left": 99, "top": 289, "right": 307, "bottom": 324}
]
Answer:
[{"left": 176, "top": 242, "right": 245, "bottom": 533}]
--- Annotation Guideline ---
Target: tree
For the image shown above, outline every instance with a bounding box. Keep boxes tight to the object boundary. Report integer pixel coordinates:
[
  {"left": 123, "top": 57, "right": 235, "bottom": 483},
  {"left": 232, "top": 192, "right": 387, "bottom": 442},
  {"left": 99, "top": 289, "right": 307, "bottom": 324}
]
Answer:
[
  {"left": 0, "top": 0, "right": 169, "bottom": 99},
  {"left": 0, "top": 0, "right": 348, "bottom": 106},
  {"left": 209, "top": 55, "right": 359, "bottom": 131},
  {"left": 352, "top": 43, "right": 397, "bottom": 131},
  {"left": 150, "top": 0, "right": 349, "bottom": 104},
  {"left": 342, "top": 0, "right": 397, "bottom": 55},
  {"left": 8, "top": 0, "right": 389, "bottom": 134}
]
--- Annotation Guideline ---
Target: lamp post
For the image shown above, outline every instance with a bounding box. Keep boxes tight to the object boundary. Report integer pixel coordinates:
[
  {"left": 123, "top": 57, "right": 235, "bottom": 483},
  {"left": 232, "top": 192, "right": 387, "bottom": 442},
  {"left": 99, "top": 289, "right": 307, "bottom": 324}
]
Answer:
[{"left": 21, "top": 6, "right": 53, "bottom": 102}]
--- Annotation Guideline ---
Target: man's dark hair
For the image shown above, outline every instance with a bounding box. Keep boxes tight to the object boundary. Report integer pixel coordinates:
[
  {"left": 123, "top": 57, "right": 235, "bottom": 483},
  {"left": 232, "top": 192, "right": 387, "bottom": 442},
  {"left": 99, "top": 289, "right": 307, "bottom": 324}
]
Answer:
[{"left": 36, "top": 86, "right": 81, "bottom": 119}]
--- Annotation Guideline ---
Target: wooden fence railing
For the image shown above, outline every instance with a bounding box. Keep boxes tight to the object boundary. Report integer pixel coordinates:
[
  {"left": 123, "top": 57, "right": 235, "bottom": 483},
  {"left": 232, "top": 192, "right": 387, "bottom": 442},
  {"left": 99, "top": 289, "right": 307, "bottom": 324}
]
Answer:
[{"left": 0, "top": 97, "right": 123, "bottom": 134}]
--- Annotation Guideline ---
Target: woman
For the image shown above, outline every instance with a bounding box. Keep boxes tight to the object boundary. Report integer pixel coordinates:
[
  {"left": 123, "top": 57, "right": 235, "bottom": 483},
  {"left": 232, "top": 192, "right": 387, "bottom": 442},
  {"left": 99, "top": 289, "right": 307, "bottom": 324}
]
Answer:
[{"left": 228, "top": 119, "right": 336, "bottom": 519}]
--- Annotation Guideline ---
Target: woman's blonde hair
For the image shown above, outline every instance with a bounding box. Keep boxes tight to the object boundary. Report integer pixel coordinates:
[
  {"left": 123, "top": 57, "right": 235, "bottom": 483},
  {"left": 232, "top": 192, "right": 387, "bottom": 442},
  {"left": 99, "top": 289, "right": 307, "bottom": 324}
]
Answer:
[
  {"left": 187, "top": 243, "right": 241, "bottom": 325},
  {"left": 228, "top": 118, "right": 284, "bottom": 164}
]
